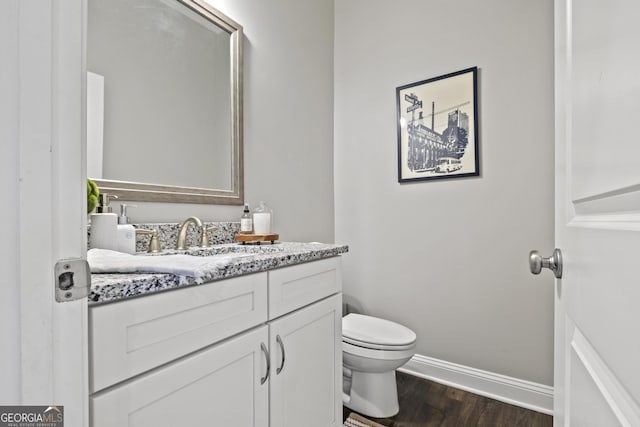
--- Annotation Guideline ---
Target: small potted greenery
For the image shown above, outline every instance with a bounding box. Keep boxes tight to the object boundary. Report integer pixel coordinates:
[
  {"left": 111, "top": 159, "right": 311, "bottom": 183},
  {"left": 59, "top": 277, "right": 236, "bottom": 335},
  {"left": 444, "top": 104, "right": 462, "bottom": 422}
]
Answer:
[{"left": 87, "top": 178, "right": 99, "bottom": 214}]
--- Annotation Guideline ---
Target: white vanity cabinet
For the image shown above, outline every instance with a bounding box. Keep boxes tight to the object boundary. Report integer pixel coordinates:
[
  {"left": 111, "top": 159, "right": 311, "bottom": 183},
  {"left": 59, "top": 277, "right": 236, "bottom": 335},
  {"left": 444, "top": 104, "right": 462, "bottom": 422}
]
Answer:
[{"left": 89, "top": 257, "right": 342, "bottom": 427}]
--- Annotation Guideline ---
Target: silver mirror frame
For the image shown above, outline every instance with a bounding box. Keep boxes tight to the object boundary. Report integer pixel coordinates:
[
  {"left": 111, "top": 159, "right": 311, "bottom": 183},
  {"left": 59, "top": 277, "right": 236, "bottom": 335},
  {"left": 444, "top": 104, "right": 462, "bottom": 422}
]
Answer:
[{"left": 93, "top": 0, "right": 243, "bottom": 205}]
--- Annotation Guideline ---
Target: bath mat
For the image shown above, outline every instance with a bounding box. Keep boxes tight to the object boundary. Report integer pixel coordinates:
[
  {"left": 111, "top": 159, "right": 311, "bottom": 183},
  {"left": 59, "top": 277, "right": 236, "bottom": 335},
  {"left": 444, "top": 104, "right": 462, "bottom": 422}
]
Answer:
[{"left": 344, "top": 412, "right": 386, "bottom": 427}]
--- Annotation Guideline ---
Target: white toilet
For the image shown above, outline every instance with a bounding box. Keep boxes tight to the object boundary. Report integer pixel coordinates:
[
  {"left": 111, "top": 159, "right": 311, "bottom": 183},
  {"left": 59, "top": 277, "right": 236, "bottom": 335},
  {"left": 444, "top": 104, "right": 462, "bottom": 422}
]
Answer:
[{"left": 342, "top": 313, "right": 417, "bottom": 418}]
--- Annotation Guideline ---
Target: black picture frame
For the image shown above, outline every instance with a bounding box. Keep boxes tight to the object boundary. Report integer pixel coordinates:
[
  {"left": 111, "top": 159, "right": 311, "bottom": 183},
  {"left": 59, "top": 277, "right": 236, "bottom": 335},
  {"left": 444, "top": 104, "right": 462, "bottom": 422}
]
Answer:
[{"left": 396, "top": 67, "right": 479, "bottom": 183}]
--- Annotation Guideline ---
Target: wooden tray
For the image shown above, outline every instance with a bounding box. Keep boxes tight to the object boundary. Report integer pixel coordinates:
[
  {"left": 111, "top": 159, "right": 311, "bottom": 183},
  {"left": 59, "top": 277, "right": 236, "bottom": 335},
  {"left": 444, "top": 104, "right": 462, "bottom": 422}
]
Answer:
[{"left": 235, "top": 233, "right": 279, "bottom": 244}]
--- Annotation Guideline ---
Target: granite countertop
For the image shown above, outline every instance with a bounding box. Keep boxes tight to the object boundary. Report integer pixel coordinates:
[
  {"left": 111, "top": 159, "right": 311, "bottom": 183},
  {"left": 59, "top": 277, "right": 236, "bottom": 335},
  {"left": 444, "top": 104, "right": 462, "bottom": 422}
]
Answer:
[{"left": 89, "top": 242, "right": 348, "bottom": 305}]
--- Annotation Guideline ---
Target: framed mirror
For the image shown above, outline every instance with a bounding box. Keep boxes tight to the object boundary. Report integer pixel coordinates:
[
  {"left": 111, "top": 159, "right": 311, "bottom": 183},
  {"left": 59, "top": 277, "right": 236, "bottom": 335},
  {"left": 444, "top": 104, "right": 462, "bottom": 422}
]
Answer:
[{"left": 87, "top": 0, "right": 243, "bottom": 204}]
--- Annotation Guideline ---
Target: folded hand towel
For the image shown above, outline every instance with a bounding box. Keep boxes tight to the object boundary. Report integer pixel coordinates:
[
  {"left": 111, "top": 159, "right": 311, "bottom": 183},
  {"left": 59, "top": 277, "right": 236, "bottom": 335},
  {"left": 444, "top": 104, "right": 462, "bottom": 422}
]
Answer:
[{"left": 87, "top": 249, "right": 245, "bottom": 281}]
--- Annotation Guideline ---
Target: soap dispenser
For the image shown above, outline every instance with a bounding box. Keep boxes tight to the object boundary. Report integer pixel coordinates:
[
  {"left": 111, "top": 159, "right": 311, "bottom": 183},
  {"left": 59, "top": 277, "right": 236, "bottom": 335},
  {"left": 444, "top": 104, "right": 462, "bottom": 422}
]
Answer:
[
  {"left": 89, "top": 193, "right": 118, "bottom": 250},
  {"left": 117, "top": 204, "right": 137, "bottom": 254}
]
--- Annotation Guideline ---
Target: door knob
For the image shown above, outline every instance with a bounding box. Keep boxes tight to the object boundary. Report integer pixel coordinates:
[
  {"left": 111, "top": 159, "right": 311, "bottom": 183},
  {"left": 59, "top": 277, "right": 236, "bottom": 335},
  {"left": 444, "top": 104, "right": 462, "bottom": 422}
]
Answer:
[{"left": 529, "top": 248, "right": 563, "bottom": 279}]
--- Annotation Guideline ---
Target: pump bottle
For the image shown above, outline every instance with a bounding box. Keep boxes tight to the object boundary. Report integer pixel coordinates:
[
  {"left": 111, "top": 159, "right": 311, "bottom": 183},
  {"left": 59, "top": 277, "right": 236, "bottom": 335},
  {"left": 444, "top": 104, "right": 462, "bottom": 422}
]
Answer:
[
  {"left": 89, "top": 193, "right": 118, "bottom": 250},
  {"left": 117, "top": 204, "right": 137, "bottom": 254}
]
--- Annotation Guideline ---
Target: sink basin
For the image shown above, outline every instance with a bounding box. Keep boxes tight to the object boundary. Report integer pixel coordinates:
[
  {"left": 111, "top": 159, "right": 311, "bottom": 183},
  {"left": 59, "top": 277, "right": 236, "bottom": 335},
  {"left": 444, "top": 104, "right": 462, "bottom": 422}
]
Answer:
[{"left": 148, "top": 243, "right": 286, "bottom": 257}]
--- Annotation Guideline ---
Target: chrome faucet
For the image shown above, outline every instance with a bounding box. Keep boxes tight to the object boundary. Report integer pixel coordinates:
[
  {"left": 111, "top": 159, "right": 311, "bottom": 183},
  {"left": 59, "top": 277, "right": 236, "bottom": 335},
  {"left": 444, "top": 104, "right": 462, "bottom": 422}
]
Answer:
[{"left": 175, "top": 216, "right": 219, "bottom": 249}]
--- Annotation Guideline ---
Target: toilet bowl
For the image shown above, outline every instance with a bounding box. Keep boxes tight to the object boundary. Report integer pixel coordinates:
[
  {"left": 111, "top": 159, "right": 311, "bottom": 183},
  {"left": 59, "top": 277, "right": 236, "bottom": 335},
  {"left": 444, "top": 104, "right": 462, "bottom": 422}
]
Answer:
[{"left": 342, "top": 313, "right": 416, "bottom": 418}]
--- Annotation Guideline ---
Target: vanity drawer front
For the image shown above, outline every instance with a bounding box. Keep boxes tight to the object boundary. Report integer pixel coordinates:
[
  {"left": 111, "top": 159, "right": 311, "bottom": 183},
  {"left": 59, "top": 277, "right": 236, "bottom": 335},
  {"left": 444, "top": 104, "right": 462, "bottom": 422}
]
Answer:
[
  {"left": 268, "top": 257, "right": 342, "bottom": 320},
  {"left": 90, "top": 272, "right": 268, "bottom": 393}
]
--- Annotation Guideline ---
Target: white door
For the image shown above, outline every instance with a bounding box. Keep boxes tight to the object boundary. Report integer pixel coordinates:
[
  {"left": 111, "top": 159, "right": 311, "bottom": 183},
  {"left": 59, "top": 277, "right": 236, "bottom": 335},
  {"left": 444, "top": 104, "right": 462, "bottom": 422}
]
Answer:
[
  {"left": 269, "top": 295, "right": 342, "bottom": 427},
  {"left": 2, "top": 0, "right": 87, "bottom": 425},
  {"left": 553, "top": 0, "right": 640, "bottom": 425}
]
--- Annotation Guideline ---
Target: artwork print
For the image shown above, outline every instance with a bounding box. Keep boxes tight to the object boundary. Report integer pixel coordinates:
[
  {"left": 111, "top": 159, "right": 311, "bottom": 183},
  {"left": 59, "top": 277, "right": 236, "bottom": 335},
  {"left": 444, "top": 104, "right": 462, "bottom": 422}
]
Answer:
[{"left": 396, "top": 67, "right": 479, "bottom": 182}]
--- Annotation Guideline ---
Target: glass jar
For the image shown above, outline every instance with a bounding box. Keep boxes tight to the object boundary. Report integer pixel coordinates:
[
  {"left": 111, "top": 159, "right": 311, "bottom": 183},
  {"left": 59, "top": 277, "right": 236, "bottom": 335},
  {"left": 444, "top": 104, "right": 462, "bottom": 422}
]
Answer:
[{"left": 253, "top": 201, "right": 272, "bottom": 234}]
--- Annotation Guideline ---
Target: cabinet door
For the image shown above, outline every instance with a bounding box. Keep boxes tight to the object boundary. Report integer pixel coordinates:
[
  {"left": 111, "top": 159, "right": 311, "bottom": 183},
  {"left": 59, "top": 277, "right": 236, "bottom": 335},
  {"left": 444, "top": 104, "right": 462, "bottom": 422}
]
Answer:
[
  {"left": 91, "top": 326, "right": 269, "bottom": 427},
  {"left": 269, "top": 294, "right": 342, "bottom": 427}
]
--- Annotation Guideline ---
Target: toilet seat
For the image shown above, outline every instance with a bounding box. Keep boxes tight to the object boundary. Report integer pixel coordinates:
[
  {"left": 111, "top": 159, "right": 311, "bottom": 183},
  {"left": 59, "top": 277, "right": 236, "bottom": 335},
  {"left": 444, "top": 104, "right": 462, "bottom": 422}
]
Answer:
[
  {"left": 343, "top": 340, "right": 416, "bottom": 361},
  {"left": 342, "top": 314, "right": 416, "bottom": 350},
  {"left": 343, "top": 336, "right": 415, "bottom": 351}
]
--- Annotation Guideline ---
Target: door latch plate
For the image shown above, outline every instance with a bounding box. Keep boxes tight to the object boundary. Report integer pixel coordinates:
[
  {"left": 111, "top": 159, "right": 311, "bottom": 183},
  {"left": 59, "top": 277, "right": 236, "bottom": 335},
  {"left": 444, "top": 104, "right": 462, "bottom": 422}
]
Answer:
[{"left": 55, "top": 258, "right": 90, "bottom": 302}]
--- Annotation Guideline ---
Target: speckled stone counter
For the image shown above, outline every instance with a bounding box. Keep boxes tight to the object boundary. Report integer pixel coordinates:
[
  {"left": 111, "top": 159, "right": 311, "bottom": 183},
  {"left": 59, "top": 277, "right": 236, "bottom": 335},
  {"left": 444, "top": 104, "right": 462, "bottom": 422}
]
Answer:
[
  {"left": 133, "top": 221, "right": 240, "bottom": 252},
  {"left": 89, "top": 242, "right": 348, "bottom": 305}
]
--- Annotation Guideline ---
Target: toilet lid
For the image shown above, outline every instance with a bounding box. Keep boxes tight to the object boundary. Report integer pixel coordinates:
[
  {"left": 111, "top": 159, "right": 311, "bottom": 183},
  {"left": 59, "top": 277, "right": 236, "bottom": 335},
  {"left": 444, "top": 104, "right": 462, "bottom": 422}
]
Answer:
[{"left": 342, "top": 314, "right": 416, "bottom": 347}]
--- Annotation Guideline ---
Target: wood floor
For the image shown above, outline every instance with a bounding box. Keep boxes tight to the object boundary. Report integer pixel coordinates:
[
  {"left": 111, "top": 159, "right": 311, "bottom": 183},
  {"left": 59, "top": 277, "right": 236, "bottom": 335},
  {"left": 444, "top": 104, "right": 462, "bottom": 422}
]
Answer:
[{"left": 343, "top": 371, "right": 553, "bottom": 427}]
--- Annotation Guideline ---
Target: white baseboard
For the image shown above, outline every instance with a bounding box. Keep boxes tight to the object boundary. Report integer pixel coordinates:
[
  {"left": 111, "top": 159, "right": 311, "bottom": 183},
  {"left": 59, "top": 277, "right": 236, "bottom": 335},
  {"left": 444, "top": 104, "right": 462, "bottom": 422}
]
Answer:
[{"left": 398, "top": 354, "right": 554, "bottom": 415}]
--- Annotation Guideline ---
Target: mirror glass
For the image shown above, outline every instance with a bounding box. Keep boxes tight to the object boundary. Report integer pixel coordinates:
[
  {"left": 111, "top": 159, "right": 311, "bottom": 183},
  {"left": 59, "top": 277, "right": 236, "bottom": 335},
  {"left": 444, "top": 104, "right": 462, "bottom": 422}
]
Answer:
[{"left": 87, "top": 0, "right": 243, "bottom": 204}]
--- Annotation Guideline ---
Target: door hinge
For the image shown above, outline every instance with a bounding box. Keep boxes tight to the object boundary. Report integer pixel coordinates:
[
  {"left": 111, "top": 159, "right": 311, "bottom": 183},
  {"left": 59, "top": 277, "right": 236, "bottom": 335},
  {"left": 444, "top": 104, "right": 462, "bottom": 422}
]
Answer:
[{"left": 55, "top": 258, "right": 90, "bottom": 302}]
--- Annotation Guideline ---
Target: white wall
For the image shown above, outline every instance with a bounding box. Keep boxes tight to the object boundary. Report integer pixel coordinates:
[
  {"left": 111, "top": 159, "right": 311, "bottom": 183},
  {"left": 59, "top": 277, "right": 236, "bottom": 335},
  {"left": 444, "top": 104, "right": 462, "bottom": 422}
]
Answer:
[
  {"left": 0, "top": 0, "right": 21, "bottom": 402},
  {"left": 111, "top": 0, "right": 336, "bottom": 244},
  {"left": 335, "top": 0, "right": 555, "bottom": 385}
]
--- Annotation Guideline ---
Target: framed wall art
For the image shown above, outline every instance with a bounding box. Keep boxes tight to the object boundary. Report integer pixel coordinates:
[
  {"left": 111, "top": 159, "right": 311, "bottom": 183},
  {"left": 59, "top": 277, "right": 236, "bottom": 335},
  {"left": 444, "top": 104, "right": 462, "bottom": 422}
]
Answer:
[{"left": 396, "top": 67, "right": 479, "bottom": 183}]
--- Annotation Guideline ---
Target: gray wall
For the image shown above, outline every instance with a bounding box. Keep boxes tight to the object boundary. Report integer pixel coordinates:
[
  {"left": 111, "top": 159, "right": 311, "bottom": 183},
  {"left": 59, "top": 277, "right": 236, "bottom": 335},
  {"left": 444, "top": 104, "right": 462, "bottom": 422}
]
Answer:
[
  {"left": 110, "top": 0, "right": 336, "bottom": 244},
  {"left": 334, "top": 0, "right": 555, "bottom": 385}
]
